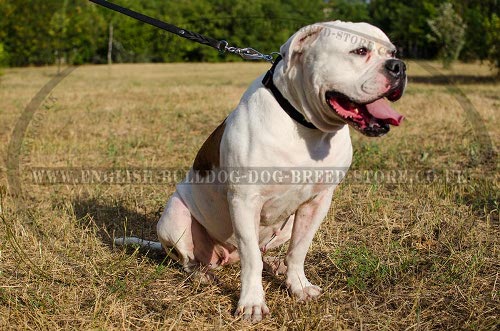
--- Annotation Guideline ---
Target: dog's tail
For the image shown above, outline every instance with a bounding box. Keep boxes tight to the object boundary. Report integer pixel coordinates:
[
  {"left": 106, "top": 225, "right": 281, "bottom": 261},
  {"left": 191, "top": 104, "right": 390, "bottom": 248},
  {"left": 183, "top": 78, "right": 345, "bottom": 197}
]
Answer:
[{"left": 114, "top": 236, "right": 163, "bottom": 251}]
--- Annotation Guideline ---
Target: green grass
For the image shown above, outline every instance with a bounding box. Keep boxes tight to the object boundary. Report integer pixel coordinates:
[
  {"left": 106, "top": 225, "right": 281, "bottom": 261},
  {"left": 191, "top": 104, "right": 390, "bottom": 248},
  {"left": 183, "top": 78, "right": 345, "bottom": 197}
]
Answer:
[{"left": 0, "top": 61, "right": 498, "bottom": 330}]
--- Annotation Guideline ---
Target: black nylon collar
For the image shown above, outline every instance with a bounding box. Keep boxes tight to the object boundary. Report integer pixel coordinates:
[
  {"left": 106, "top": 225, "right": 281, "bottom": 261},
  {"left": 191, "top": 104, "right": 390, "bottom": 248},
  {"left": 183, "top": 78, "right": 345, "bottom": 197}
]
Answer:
[{"left": 262, "top": 56, "right": 318, "bottom": 130}]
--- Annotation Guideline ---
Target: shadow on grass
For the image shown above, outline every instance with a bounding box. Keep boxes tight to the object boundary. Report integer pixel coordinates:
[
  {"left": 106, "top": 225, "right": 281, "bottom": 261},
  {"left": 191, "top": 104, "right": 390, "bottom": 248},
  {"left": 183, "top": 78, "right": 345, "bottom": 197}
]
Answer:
[
  {"left": 70, "top": 196, "right": 291, "bottom": 307},
  {"left": 408, "top": 75, "right": 498, "bottom": 85},
  {"left": 72, "top": 197, "right": 166, "bottom": 262}
]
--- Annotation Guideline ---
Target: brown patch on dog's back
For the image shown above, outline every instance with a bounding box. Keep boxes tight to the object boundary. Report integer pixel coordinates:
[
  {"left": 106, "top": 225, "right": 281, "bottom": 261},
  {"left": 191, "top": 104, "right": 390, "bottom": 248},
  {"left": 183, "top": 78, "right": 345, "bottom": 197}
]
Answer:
[{"left": 193, "top": 120, "right": 226, "bottom": 176}]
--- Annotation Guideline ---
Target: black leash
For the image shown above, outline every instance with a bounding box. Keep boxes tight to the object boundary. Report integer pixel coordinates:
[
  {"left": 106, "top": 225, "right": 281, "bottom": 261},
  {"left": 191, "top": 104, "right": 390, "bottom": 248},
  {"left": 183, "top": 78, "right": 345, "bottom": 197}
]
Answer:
[
  {"left": 88, "top": 0, "right": 274, "bottom": 62},
  {"left": 262, "top": 56, "right": 318, "bottom": 129},
  {"left": 89, "top": 0, "right": 317, "bottom": 129}
]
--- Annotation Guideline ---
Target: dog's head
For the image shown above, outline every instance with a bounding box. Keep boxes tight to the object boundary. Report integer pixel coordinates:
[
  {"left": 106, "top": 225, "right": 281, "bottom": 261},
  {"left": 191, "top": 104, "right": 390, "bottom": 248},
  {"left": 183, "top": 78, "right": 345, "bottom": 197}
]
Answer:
[{"left": 276, "top": 21, "right": 406, "bottom": 136}]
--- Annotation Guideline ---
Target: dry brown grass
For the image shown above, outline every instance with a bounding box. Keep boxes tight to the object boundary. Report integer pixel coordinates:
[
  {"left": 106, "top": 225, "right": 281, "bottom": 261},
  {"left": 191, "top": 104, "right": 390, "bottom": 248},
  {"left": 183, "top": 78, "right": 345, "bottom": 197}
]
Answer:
[{"left": 0, "top": 61, "right": 498, "bottom": 330}]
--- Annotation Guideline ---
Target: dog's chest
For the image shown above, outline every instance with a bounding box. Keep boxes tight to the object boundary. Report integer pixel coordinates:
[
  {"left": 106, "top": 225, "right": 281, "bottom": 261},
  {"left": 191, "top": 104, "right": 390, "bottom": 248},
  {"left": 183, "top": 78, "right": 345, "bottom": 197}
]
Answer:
[
  {"left": 253, "top": 129, "right": 352, "bottom": 226},
  {"left": 259, "top": 183, "right": 327, "bottom": 225}
]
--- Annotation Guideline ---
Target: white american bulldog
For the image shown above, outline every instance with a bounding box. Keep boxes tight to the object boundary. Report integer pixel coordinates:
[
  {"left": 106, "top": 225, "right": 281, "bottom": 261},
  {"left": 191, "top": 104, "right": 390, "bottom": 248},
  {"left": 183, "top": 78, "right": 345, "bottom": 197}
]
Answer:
[{"left": 119, "top": 21, "right": 406, "bottom": 322}]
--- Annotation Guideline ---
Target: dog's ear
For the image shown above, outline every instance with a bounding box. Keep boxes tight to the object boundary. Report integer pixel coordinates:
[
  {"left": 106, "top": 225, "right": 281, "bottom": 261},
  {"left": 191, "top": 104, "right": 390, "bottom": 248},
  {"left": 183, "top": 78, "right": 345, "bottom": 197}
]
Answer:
[{"left": 280, "top": 24, "right": 324, "bottom": 73}]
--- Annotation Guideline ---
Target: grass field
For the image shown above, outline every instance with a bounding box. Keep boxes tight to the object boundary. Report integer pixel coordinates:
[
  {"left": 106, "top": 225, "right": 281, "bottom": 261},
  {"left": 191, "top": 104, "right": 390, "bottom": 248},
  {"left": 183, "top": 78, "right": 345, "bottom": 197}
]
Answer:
[{"left": 0, "top": 61, "right": 498, "bottom": 330}]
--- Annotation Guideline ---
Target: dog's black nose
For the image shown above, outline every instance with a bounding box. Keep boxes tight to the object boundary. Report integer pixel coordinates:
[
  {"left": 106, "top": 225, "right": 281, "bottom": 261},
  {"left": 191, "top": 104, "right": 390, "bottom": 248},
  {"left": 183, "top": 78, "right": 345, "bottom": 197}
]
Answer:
[{"left": 385, "top": 59, "right": 406, "bottom": 78}]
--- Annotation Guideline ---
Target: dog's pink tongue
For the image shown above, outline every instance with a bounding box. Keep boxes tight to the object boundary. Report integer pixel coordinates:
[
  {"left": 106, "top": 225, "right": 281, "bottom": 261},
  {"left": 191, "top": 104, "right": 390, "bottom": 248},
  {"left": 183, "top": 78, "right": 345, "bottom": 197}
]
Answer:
[{"left": 365, "top": 99, "right": 404, "bottom": 126}]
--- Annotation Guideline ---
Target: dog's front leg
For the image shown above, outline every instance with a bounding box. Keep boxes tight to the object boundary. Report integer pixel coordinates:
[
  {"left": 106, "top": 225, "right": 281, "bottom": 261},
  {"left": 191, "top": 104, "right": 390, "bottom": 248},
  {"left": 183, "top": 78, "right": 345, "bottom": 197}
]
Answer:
[
  {"left": 228, "top": 191, "right": 268, "bottom": 322},
  {"left": 285, "top": 187, "right": 334, "bottom": 301}
]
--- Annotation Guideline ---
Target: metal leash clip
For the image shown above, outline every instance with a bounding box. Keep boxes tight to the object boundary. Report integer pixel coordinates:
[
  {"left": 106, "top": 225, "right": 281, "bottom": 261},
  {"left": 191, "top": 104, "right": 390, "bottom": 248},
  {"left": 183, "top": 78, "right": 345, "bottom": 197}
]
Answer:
[{"left": 219, "top": 40, "right": 276, "bottom": 63}]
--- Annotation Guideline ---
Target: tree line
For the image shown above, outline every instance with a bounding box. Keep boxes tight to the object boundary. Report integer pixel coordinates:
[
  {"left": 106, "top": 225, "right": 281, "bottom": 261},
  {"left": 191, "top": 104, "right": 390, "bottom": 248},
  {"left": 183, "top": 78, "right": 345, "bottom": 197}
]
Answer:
[{"left": 0, "top": 0, "right": 498, "bottom": 71}]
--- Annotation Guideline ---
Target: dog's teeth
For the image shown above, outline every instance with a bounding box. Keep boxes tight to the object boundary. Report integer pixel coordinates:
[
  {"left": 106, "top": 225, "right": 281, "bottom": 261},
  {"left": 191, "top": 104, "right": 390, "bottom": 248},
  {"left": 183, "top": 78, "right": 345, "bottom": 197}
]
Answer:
[{"left": 354, "top": 108, "right": 359, "bottom": 114}]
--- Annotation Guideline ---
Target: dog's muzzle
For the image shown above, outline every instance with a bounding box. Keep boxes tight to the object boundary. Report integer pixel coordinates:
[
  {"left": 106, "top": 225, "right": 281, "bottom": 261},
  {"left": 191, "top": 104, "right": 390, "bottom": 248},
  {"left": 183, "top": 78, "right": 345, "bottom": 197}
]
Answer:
[{"left": 326, "top": 58, "right": 407, "bottom": 138}]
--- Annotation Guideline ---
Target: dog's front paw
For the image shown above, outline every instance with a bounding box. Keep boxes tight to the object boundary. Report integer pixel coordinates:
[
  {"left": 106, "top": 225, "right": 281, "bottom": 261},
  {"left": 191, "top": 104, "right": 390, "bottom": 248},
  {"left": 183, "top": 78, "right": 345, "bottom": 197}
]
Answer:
[
  {"left": 286, "top": 272, "right": 322, "bottom": 301},
  {"left": 234, "top": 297, "right": 269, "bottom": 323},
  {"left": 289, "top": 285, "right": 322, "bottom": 301}
]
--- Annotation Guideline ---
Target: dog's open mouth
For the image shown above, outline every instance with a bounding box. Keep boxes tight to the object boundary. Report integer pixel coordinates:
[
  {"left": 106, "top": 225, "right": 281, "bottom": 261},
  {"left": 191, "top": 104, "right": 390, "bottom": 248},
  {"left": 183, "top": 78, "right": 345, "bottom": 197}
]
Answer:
[{"left": 326, "top": 92, "right": 404, "bottom": 137}]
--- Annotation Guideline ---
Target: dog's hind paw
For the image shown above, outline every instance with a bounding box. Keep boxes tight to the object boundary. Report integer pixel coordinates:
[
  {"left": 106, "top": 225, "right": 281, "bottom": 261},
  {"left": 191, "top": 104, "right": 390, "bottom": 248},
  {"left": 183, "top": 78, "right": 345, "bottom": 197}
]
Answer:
[
  {"left": 263, "top": 256, "right": 287, "bottom": 275},
  {"left": 193, "top": 270, "right": 218, "bottom": 284}
]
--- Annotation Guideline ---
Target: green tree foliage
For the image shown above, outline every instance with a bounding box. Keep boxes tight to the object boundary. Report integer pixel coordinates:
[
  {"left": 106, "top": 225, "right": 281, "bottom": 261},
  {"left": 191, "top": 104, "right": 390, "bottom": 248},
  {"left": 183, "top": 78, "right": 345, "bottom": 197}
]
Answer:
[
  {"left": 1, "top": 0, "right": 105, "bottom": 66},
  {"left": 0, "top": 42, "right": 7, "bottom": 75},
  {"left": 427, "top": 3, "right": 466, "bottom": 69},
  {"left": 369, "top": 0, "right": 440, "bottom": 58},
  {"left": 65, "top": 1, "right": 106, "bottom": 64},
  {"left": 0, "top": 43, "right": 8, "bottom": 66},
  {"left": 460, "top": 6, "right": 489, "bottom": 61},
  {"left": 484, "top": 13, "right": 500, "bottom": 75},
  {"left": 0, "top": 0, "right": 498, "bottom": 74},
  {"left": 325, "top": 0, "right": 370, "bottom": 22},
  {"left": 1, "top": 1, "right": 60, "bottom": 66},
  {"left": 450, "top": 0, "right": 497, "bottom": 63}
]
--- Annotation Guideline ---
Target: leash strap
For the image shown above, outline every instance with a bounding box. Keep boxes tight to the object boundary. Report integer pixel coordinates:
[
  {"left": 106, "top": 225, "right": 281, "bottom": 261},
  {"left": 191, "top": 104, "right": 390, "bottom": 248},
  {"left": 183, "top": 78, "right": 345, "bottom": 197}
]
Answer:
[
  {"left": 89, "top": 0, "right": 223, "bottom": 50},
  {"left": 89, "top": 1, "right": 309, "bottom": 127},
  {"left": 89, "top": 0, "right": 274, "bottom": 62},
  {"left": 262, "top": 56, "right": 318, "bottom": 130}
]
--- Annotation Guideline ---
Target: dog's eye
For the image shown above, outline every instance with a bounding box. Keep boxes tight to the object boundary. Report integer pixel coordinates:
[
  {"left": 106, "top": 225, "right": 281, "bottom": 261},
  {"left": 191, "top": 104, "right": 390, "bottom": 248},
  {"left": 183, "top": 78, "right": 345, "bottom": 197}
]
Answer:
[
  {"left": 390, "top": 50, "right": 397, "bottom": 58},
  {"left": 351, "top": 47, "right": 368, "bottom": 56}
]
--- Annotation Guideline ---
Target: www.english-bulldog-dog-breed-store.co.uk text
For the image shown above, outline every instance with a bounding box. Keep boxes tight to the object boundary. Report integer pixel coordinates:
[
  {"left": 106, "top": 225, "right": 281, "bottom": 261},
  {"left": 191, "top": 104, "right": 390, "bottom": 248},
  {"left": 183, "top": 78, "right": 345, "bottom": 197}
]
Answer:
[{"left": 116, "top": 20, "right": 407, "bottom": 322}]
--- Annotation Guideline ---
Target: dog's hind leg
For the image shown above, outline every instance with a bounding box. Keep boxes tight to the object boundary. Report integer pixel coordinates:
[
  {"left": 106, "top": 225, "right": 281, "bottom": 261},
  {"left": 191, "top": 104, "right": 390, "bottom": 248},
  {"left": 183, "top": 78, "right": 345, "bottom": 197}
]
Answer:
[
  {"left": 156, "top": 192, "right": 200, "bottom": 272},
  {"left": 157, "top": 191, "right": 225, "bottom": 282}
]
